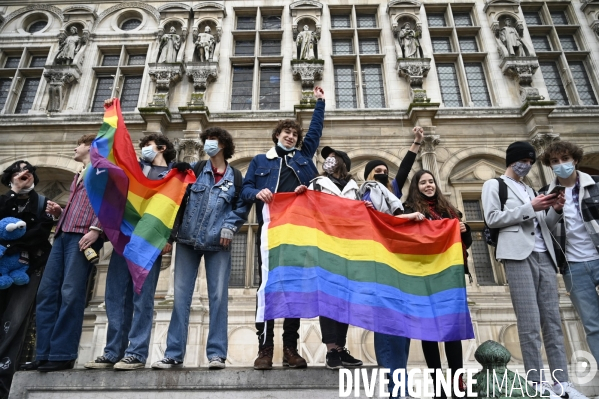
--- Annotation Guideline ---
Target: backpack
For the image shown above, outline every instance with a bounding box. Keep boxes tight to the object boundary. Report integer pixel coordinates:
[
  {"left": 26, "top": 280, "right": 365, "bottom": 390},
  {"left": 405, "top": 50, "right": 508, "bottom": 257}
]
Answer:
[
  {"left": 483, "top": 178, "right": 508, "bottom": 247},
  {"left": 193, "top": 160, "right": 243, "bottom": 210}
]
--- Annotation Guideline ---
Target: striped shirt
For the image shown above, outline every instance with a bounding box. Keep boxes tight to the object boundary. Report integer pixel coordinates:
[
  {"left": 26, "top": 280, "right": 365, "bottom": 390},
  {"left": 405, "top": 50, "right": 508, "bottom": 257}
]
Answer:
[{"left": 56, "top": 172, "right": 100, "bottom": 234}]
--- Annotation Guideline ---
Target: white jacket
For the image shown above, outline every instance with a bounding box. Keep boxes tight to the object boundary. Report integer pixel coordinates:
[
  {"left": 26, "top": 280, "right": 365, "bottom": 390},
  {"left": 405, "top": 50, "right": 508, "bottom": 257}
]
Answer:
[{"left": 308, "top": 176, "right": 360, "bottom": 200}]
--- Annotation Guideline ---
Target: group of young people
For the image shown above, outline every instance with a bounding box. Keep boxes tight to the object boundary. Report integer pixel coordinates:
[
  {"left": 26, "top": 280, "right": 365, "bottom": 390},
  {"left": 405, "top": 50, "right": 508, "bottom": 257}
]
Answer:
[{"left": 0, "top": 85, "right": 597, "bottom": 399}]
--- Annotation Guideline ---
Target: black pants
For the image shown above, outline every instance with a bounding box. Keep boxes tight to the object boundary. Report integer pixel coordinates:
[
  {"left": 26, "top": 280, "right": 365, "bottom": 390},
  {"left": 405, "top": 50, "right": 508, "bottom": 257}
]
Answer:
[
  {"left": 0, "top": 267, "right": 44, "bottom": 399},
  {"left": 319, "top": 316, "right": 348, "bottom": 347},
  {"left": 421, "top": 340, "right": 463, "bottom": 399},
  {"left": 254, "top": 223, "right": 300, "bottom": 350}
]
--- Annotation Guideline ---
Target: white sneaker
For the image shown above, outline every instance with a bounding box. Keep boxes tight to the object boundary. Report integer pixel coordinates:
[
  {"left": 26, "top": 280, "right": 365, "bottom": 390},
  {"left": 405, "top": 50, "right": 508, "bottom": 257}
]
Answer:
[
  {"left": 208, "top": 356, "right": 225, "bottom": 370},
  {"left": 151, "top": 357, "right": 183, "bottom": 369},
  {"left": 551, "top": 382, "right": 589, "bottom": 399},
  {"left": 534, "top": 382, "right": 562, "bottom": 399}
]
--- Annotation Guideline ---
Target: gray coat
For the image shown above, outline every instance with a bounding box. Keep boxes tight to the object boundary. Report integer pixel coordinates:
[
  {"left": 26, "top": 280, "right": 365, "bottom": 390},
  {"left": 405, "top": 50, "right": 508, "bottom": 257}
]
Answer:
[{"left": 482, "top": 175, "right": 562, "bottom": 268}]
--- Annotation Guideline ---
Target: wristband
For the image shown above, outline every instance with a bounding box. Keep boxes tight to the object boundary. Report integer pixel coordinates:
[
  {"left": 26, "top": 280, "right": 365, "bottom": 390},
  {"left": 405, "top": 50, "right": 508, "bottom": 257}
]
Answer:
[{"left": 413, "top": 142, "right": 421, "bottom": 145}]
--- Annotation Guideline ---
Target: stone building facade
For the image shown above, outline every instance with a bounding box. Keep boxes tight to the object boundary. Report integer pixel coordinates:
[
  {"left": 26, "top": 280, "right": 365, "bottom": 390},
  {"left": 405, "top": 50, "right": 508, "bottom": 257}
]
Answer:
[{"left": 1, "top": 0, "right": 599, "bottom": 387}]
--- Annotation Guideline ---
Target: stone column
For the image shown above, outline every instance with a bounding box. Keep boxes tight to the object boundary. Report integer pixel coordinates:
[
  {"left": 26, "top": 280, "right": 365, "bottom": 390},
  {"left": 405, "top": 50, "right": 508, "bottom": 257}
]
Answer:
[
  {"left": 419, "top": 134, "right": 442, "bottom": 189},
  {"left": 531, "top": 132, "right": 560, "bottom": 186}
]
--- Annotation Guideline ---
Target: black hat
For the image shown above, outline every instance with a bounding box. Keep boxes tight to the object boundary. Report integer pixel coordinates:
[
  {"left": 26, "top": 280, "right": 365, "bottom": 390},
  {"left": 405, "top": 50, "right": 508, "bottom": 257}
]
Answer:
[
  {"left": 364, "top": 159, "right": 388, "bottom": 180},
  {"left": 506, "top": 141, "right": 536, "bottom": 167},
  {"left": 321, "top": 146, "right": 351, "bottom": 172},
  {"left": 1, "top": 160, "right": 39, "bottom": 187}
]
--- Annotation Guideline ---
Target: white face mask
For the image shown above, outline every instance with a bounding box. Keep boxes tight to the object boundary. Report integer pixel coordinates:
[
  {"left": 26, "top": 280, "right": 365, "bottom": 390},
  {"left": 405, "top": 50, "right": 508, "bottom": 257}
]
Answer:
[
  {"left": 141, "top": 145, "right": 157, "bottom": 162},
  {"left": 323, "top": 156, "right": 337, "bottom": 174},
  {"left": 16, "top": 183, "right": 35, "bottom": 194}
]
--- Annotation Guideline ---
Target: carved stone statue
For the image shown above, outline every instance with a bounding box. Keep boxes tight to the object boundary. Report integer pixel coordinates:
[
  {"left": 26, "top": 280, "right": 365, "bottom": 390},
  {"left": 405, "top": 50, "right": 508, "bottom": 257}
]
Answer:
[
  {"left": 55, "top": 26, "right": 82, "bottom": 65},
  {"left": 157, "top": 27, "right": 181, "bottom": 63},
  {"left": 195, "top": 26, "right": 216, "bottom": 62},
  {"left": 296, "top": 25, "right": 317, "bottom": 60},
  {"left": 499, "top": 18, "right": 525, "bottom": 57},
  {"left": 399, "top": 22, "right": 422, "bottom": 58}
]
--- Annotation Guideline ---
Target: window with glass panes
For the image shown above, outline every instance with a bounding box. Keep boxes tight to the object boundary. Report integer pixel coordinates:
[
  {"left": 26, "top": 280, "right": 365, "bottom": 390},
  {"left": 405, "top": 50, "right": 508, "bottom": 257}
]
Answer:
[
  {"left": 333, "top": 39, "right": 353, "bottom": 55},
  {"left": 569, "top": 62, "right": 598, "bottom": 105},
  {"left": 437, "top": 64, "right": 463, "bottom": 107},
  {"left": 334, "top": 65, "right": 357, "bottom": 108},
  {"left": 121, "top": 19, "right": 141, "bottom": 31},
  {"left": 531, "top": 35, "right": 552, "bottom": 51},
  {"left": 14, "top": 78, "right": 41, "bottom": 114},
  {"left": 453, "top": 12, "right": 472, "bottom": 27},
  {"left": 0, "top": 79, "right": 12, "bottom": 110},
  {"left": 91, "top": 77, "right": 114, "bottom": 112},
  {"left": 261, "top": 40, "right": 281, "bottom": 56},
  {"left": 362, "top": 65, "right": 385, "bottom": 108},
  {"left": 559, "top": 35, "right": 577, "bottom": 51},
  {"left": 331, "top": 14, "right": 351, "bottom": 28},
  {"left": 540, "top": 62, "right": 569, "bottom": 105},
  {"left": 102, "top": 54, "right": 120, "bottom": 66},
  {"left": 28, "top": 20, "right": 47, "bottom": 33},
  {"left": 523, "top": 12, "right": 543, "bottom": 25},
  {"left": 4, "top": 57, "right": 21, "bottom": 68},
  {"left": 458, "top": 37, "right": 478, "bottom": 52},
  {"left": 259, "top": 67, "right": 280, "bottom": 110},
  {"left": 463, "top": 199, "right": 496, "bottom": 285},
  {"left": 128, "top": 54, "right": 146, "bottom": 66},
  {"left": 428, "top": 13, "right": 446, "bottom": 27},
  {"left": 237, "top": 16, "right": 256, "bottom": 30},
  {"left": 359, "top": 38, "right": 379, "bottom": 54},
  {"left": 464, "top": 63, "right": 491, "bottom": 107},
  {"left": 550, "top": 11, "right": 568, "bottom": 25},
  {"left": 432, "top": 37, "right": 452, "bottom": 53},
  {"left": 29, "top": 56, "right": 47, "bottom": 68},
  {"left": 356, "top": 14, "right": 376, "bottom": 28},
  {"left": 262, "top": 15, "right": 281, "bottom": 30},
  {"left": 231, "top": 66, "right": 254, "bottom": 110},
  {"left": 120, "top": 76, "right": 142, "bottom": 111},
  {"left": 235, "top": 41, "right": 255, "bottom": 56},
  {"left": 1, "top": 50, "right": 46, "bottom": 113}
]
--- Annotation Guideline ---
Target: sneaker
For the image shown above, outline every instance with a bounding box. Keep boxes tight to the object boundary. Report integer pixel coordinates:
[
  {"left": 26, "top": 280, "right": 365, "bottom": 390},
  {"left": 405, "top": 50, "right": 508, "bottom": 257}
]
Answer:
[
  {"left": 114, "top": 356, "right": 144, "bottom": 370},
  {"left": 552, "top": 382, "right": 588, "bottom": 399},
  {"left": 337, "top": 347, "right": 363, "bottom": 367},
  {"left": 151, "top": 357, "right": 183, "bottom": 369},
  {"left": 325, "top": 349, "right": 343, "bottom": 370},
  {"left": 534, "top": 382, "right": 562, "bottom": 399},
  {"left": 282, "top": 346, "right": 307, "bottom": 368},
  {"left": 84, "top": 355, "right": 115, "bottom": 369},
  {"left": 208, "top": 356, "right": 226, "bottom": 370},
  {"left": 254, "top": 346, "right": 273, "bottom": 370}
]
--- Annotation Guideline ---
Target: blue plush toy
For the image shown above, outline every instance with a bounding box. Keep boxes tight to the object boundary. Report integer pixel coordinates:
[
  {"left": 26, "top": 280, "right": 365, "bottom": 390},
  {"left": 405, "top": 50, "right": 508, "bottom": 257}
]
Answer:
[{"left": 0, "top": 217, "right": 29, "bottom": 290}]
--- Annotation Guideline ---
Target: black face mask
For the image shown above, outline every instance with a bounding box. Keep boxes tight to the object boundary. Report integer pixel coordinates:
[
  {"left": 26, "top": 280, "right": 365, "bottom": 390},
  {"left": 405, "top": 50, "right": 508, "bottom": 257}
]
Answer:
[{"left": 373, "top": 173, "right": 389, "bottom": 186}]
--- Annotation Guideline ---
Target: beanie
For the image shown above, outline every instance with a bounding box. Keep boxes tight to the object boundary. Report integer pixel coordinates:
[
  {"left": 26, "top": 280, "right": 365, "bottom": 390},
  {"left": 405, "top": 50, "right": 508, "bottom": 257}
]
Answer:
[
  {"left": 364, "top": 160, "right": 388, "bottom": 180},
  {"left": 506, "top": 141, "right": 536, "bottom": 167}
]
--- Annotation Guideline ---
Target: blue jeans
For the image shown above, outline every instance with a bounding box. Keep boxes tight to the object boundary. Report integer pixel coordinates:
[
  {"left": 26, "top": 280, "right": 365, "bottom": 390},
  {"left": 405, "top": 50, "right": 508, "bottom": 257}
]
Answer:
[
  {"left": 36, "top": 232, "right": 102, "bottom": 361},
  {"left": 374, "top": 333, "right": 411, "bottom": 398},
  {"left": 103, "top": 252, "right": 162, "bottom": 363},
  {"left": 164, "top": 244, "right": 231, "bottom": 361},
  {"left": 563, "top": 259, "right": 599, "bottom": 364}
]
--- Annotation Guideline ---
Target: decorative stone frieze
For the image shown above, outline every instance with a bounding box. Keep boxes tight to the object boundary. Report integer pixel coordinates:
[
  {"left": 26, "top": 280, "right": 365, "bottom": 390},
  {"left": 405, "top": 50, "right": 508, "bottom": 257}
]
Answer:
[
  {"left": 43, "top": 65, "right": 81, "bottom": 113},
  {"left": 531, "top": 132, "right": 560, "bottom": 154},
  {"left": 184, "top": 62, "right": 218, "bottom": 106},
  {"left": 175, "top": 138, "right": 204, "bottom": 163},
  {"left": 397, "top": 58, "right": 431, "bottom": 103},
  {"left": 500, "top": 56, "right": 543, "bottom": 103},
  {"left": 147, "top": 63, "right": 183, "bottom": 107},
  {"left": 291, "top": 60, "right": 324, "bottom": 106}
]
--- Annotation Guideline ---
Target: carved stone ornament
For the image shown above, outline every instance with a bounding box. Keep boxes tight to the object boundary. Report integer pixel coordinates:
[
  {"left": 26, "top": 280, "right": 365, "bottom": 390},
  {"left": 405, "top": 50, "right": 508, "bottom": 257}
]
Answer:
[
  {"left": 147, "top": 63, "right": 183, "bottom": 107},
  {"left": 291, "top": 62, "right": 323, "bottom": 89},
  {"left": 43, "top": 64, "right": 81, "bottom": 112},
  {"left": 592, "top": 20, "right": 599, "bottom": 36},
  {"left": 175, "top": 138, "right": 204, "bottom": 163},
  {"left": 184, "top": 63, "right": 218, "bottom": 106},
  {"left": 500, "top": 56, "right": 543, "bottom": 102},
  {"left": 420, "top": 134, "right": 441, "bottom": 154},
  {"left": 397, "top": 58, "right": 431, "bottom": 103},
  {"left": 531, "top": 132, "right": 560, "bottom": 153}
]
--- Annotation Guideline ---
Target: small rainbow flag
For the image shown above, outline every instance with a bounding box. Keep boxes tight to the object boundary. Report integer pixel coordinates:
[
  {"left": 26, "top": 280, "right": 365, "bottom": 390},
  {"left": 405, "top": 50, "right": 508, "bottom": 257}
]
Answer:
[
  {"left": 84, "top": 99, "right": 195, "bottom": 293},
  {"left": 256, "top": 191, "right": 474, "bottom": 342}
]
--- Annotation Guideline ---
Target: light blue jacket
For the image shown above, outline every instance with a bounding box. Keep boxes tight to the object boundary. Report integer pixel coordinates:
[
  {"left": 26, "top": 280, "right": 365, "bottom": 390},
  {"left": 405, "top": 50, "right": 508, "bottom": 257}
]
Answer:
[{"left": 176, "top": 161, "right": 249, "bottom": 251}]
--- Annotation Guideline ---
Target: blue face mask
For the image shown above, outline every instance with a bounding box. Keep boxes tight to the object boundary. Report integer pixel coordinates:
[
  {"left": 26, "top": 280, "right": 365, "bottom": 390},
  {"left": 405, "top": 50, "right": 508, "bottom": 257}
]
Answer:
[
  {"left": 141, "top": 145, "right": 157, "bottom": 162},
  {"left": 277, "top": 142, "right": 295, "bottom": 152},
  {"left": 552, "top": 161, "right": 575, "bottom": 179},
  {"left": 204, "top": 140, "right": 221, "bottom": 157}
]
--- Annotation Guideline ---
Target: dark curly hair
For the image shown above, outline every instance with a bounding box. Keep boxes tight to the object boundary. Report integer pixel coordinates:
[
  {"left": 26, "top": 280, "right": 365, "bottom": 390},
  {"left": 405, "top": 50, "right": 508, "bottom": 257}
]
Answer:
[
  {"left": 139, "top": 134, "right": 177, "bottom": 163},
  {"left": 541, "top": 141, "right": 584, "bottom": 168},
  {"left": 1, "top": 160, "right": 39, "bottom": 187},
  {"left": 200, "top": 127, "right": 235, "bottom": 160},
  {"left": 271, "top": 119, "right": 304, "bottom": 148}
]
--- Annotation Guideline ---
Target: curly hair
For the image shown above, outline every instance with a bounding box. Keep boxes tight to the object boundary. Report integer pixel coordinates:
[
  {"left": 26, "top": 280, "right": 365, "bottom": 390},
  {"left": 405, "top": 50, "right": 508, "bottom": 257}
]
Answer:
[
  {"left": 139, "top": 133, "right": 177, "bottom": 163},
  {"left": 541, "top": 141, "right": 584, "bottom": 168},
  {"left": 271, "top": 119, "right": 304, "bottom": 148},
  {"left": 77, "top": 134, "right": 96, "bottom": 146},
  {"left": 404, "top": 170, "right": 462, "bottom": 219},
  {"left": 200, "top": 127, "right": 235, "bottom": 160}
]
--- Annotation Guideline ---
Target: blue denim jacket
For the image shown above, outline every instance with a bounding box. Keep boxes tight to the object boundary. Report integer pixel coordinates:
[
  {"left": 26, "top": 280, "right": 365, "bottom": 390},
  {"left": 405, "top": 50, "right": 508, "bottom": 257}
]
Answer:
[
  {"left": 241, "top": 99, "right": 325, "bottom": 223},
  {"left": 176, "top": 161, "right": 249, "bottom": 251}
]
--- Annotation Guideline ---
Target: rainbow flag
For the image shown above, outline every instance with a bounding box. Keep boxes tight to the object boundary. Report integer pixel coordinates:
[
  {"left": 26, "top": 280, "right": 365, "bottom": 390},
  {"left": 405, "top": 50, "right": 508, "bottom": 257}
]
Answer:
[
  {"left": 84, "top": 99, "right": 195, "bottom": 293},
  {"left": 256, "top": 191, "right": 474, "bottom": 342}
]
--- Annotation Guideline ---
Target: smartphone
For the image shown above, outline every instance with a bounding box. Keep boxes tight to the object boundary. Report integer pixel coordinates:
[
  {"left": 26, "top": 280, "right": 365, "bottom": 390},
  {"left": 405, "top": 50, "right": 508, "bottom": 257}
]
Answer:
[{"left": 549, "top": 185, "right": 565, "bottom": 196}]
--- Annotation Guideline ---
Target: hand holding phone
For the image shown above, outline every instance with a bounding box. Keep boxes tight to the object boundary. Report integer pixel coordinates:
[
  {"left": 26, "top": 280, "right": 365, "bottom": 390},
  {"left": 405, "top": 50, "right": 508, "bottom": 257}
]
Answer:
[{"left": 549, "top": 185, "right": 566, "bottom": 196}]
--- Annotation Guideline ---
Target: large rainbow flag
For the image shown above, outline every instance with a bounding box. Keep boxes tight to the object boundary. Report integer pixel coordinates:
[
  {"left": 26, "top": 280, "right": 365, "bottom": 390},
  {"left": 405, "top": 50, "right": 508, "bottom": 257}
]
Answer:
[
  {"left": 256, "top": 191, "right": 474, "bottom": 341},
  {"left": 84, "top": 99, "right": 195, "bottom": 293}
]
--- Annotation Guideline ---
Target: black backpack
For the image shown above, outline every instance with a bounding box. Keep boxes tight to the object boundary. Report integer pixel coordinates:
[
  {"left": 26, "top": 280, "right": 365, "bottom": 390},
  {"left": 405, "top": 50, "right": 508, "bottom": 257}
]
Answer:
[
  {"left": 483, "top": 178, "right": 508, "bottom": 247},
  {"left": 193, "top": 160, "right": 243, "bottom": 210}
]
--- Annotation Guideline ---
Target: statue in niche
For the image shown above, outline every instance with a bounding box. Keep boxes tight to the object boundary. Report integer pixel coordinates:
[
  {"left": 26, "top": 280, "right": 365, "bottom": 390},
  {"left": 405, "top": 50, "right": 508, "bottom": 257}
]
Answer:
[
  {"left": 296, "top": 25, "right": 318, "bottom": 60},
  {"left": 55, "top": 26, "right": 82, "bottom": 65},
  {"left": 398, "top": 22, "right": 422, "bottom": 58},
  {"left": 499, "top": 18, "right": 526, "bottom": 56},
  {"left": 157, "top": 26, "right": 181, "bottom": 63},
  {"left": 195, "top": 26, "right": 216, "bottom": 62}
]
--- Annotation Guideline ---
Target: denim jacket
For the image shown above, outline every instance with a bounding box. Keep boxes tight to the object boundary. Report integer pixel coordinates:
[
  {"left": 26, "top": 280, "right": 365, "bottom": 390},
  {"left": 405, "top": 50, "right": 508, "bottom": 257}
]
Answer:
[
  {"left": 176, "top": 161, "right": 249, "bottom": 251},
  {"left": 241, "top": 99, "right": 325, "bottom": 223}
]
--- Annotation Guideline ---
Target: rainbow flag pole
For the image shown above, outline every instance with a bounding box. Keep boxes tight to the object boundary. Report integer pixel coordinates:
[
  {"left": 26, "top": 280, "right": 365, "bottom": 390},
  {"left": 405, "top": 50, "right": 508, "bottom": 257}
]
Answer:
[
  {"left": 84, "top": 99, "right": 195, "bottom": 293},
  {"left": 256, "top": 191, "right": 474, "bottom": 342}
]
